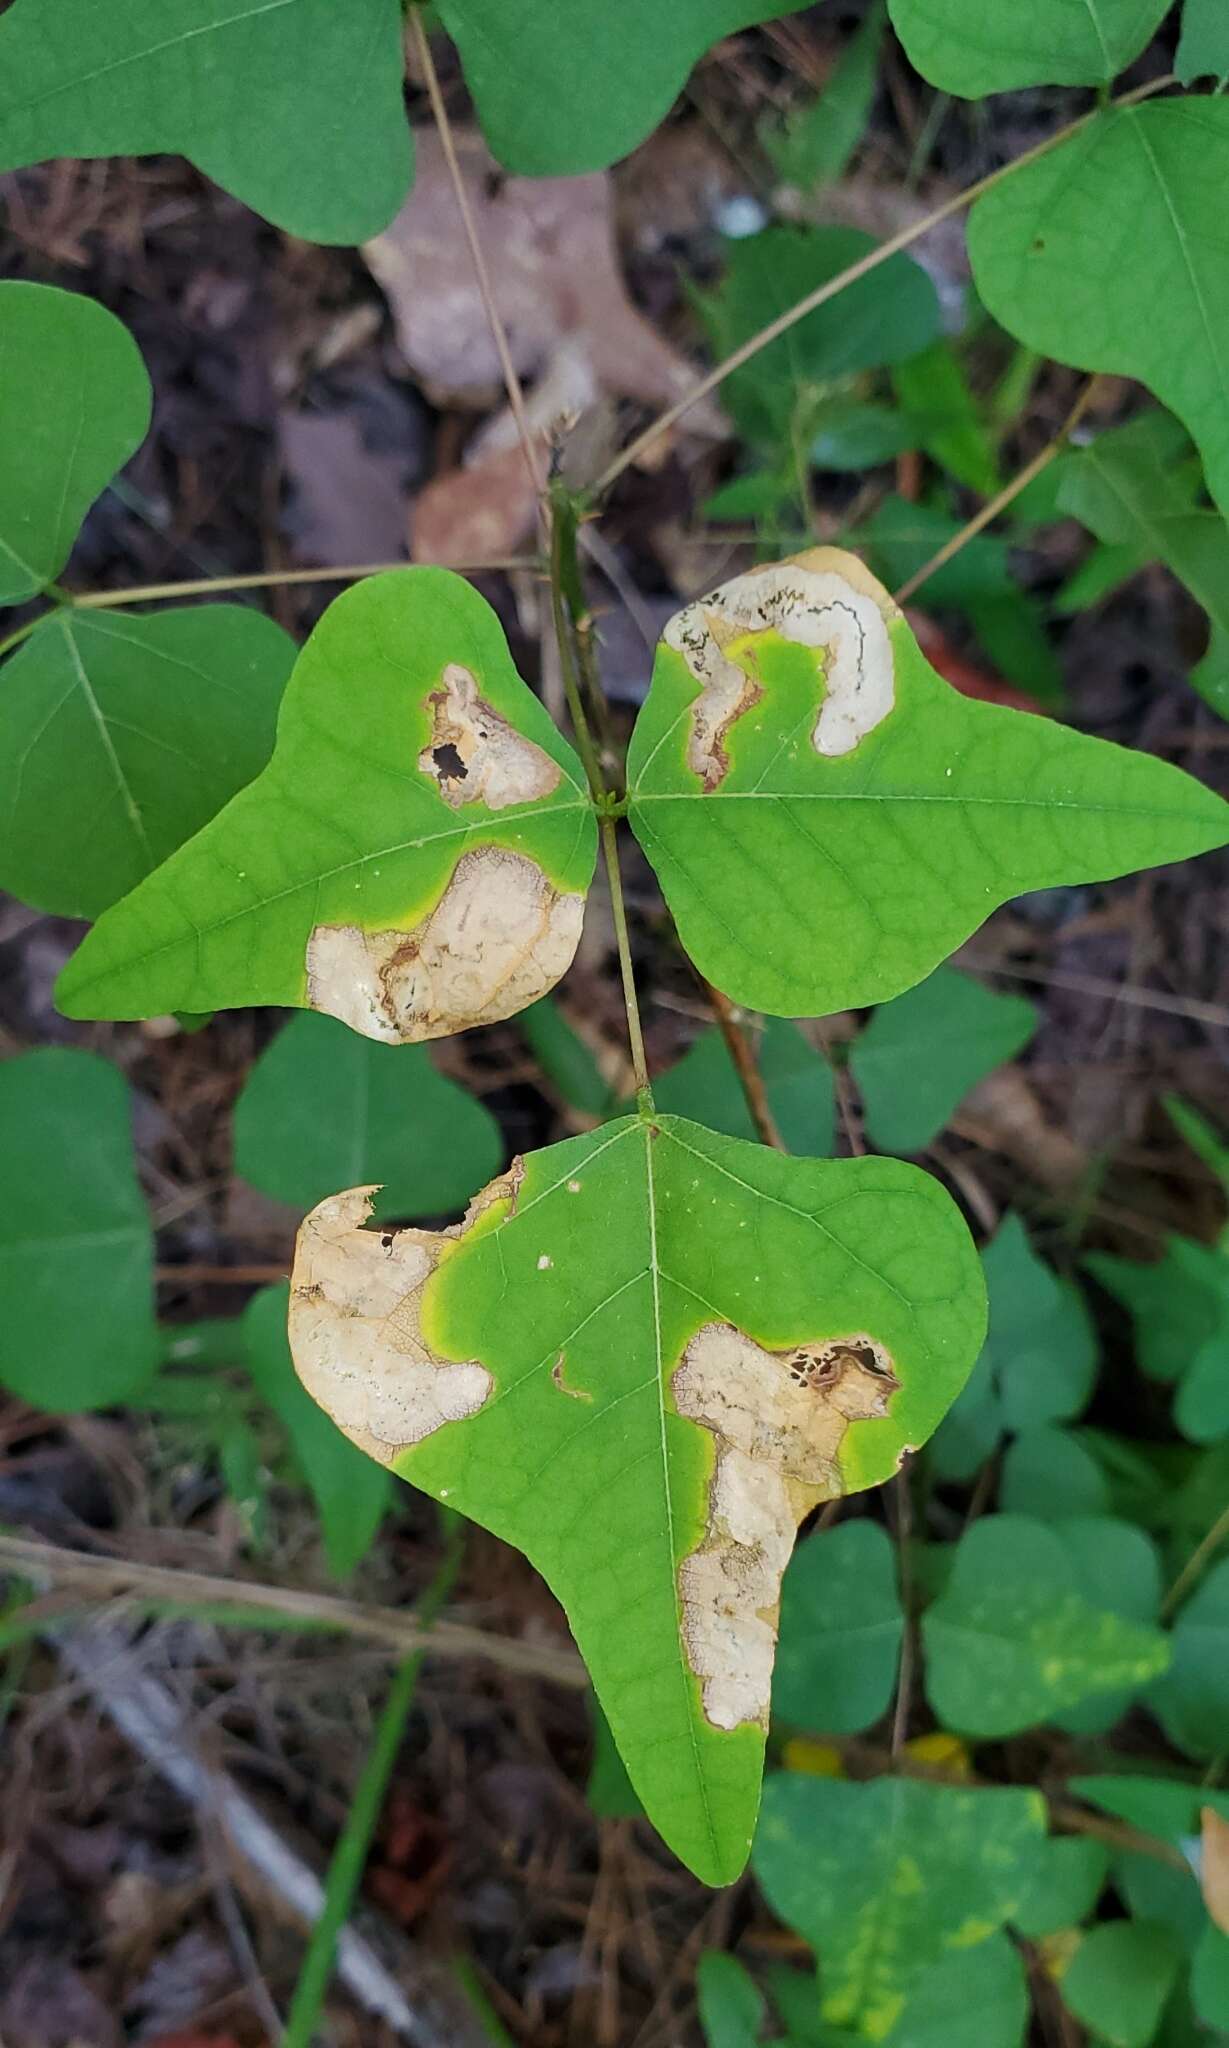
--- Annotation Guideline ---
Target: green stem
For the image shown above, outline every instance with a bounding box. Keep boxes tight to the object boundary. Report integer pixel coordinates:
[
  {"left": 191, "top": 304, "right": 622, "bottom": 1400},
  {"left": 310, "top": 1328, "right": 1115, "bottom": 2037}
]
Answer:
[
  {"left": 282, "top": 1515, "right": 465, "bottom": 2048},
  {"left": 600, "top": 812, "right": 651, "bottom": 1104}
]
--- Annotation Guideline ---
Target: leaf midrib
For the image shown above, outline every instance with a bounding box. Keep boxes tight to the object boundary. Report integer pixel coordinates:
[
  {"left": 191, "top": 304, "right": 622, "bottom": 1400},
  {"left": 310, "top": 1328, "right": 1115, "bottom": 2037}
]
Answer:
[{"left": 0, "top": 0, "right": 303, "bottom": 121}]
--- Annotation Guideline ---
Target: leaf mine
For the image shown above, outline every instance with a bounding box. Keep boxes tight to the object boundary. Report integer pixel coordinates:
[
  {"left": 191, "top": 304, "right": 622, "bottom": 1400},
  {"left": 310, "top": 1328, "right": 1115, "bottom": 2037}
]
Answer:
[
  {"left": 289, "top": 1179, "right": 518, "bottom": 1464},
  {"left": 305, "top": 846, "right": 586, "bottom": 1044},
  {"left": 668, "top": 547, "right": 899, "bottom": 790},
  {"left": 418, "top": 662, "right": 563, "bottom": 811},
  {"left": 673, "top": 1322, "right": 898, "bottom": 1730}
]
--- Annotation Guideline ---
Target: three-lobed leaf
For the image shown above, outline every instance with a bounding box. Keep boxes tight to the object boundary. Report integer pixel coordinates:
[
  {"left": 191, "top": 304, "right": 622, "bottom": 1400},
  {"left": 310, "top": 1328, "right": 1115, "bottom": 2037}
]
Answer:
[
  {"left": 970, "top": 103, "right": 1229, "bottom": 529},
  {"left": 56, "top": 570, "right": 597, "bottom": 1042},
  {"left": 0, "top": 1048, "right": 156, "bottom": 1410},
  {"left": 753, "top": 1772, "right": 1045, "bottom": 2035},
  {"left": 888, "top": 0, "right": 1168, "bottom": 95},
  {"left": 626, "top": 548, "right": 1229, "bottom": 1018},
  {"left": 0, "top": 606, "right": 295, "bottom": 919},
  {"left": 0, "top": 281, "right": 149, "bottom": 605},
  {"left": 235, "top": 1011, "right": 504, "bottom": 1223},
  {"left": 0, "top": 0, "right": 411, "bottom": 244},
  {"left": 288, "top": 1112, "right": 984, "bottom": 1884}
]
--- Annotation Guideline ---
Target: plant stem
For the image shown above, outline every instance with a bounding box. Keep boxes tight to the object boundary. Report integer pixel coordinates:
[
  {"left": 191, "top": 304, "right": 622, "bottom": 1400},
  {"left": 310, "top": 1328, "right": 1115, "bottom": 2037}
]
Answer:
[
  {"left": 0, "top": 616, "right": 41, "bottom": 662},
  {"left": 592, "top": 73, "right": 1173, "bottom": 497},
  {"left": 280, "top": 1515, "right": 465, "bottom": 2048},
  {"left": 600, "top": 812, "right": 651, "bottom": 1104},
  {"left": 704, "top": 981, "right": 784, "bottom": 1149},
  {"left": 1162, "top": 1499, "right": 1229, "bottom": 1621},
  {"left": 892, "top": 375, "right": 1101, "bottom": 604},
  {"left": 408, "top": 5, "right": 545, "bottom": 506},
  {"left": 69, "top": 555, "right": 541, "bottom": 609}
]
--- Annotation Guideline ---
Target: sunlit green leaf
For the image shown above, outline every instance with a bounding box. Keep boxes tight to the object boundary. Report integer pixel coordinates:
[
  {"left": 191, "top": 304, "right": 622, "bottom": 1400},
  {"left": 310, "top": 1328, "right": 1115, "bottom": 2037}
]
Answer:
[
  {"left": 57, "top": 570, "right": 597, "bottom": 1042},
  {"left": 627, "top": 550, "right": 1228, "bottom": 1020},
  {"left": 774, "top": 1518, "right": 902, "bottom": 1733},
  {"left": 888, "top": 0, "right": 1168, "bottom": 94},
  {"left": 0, "top": 606, "right": 294, "bottom": 919},
  {"left": 970, "top": 102, "right": 1229, "bottom": 528},
  {"left": 288, "top": 1113, "right": 984, "bottom": 1884},
  {"left": 0, "top": 282, "right": 149, "bottom": 606},
  {"left": 1177, "top": 0, "right": 1229, "bottom": 83},
  {"left": 0, "top": 1049, "right": 156, "bottom": 1410},
  {"left": 922, "top": 1513, "right": 1169, "bottom": 1736},
  {"left": 234, "top": 1012, "right": 503, "bottom": 1223},
  {"left": 1012, "top": 1836, "right": 1109, "bottom": 1939},
  {"left": 1150, "top": 1555, "right": 1229, "bottom": 1760},
  {"left": 761, "top": 5, "right": 884, "bottom": 193},
  {"left": 753, "top": 1773, "right": 1045, "bottom": 2035},
  {"left": 437, "top": 0, "right": 811, "bottom": 177},
  {"left": 1061, "top": 1921, "right": 1183, "bottom": 2048},
  {"left": 0, "top": 0, "right": 410, "bottom": 242},
  {"left": 655, "top": 1019, "right": 836, "bottom": 1154},
  {"left": 242, "top": 1285, "right": 390, "bottom": 1579},
  {"left": 851, "top": 968, "right": 1038, "bottom": 1155}
]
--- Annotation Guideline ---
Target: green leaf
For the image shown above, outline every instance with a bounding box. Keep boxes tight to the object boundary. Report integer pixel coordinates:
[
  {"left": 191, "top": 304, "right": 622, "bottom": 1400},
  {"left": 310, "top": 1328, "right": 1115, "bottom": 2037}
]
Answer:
[
  {"left": 773, "top": 1518, "right": 903, "bottom": 1733},
  {"left": 1192, "top": 1925, "right": 1229, "bottom": 2029},
  {"left": 1061, "top": 1921, "right": 1183, "bottom": 2048},
  {"left": 656, "top": 1019, "right": 836, "bottom": 1155},
  {"left": 697, "top": 1953, "right": 769, "bottom": 2048},
  {"left": 970, "top": 102, "right": 1229, "bottom": 528},
  {"left": 697, "top": 232, "right": 941, "bottom": 447},
  {"left": 1057, "top": 413, "right": 1229, "bottom": 721},
  {"left": 242, "top": 1285, "right": 390, "bottom": 1579},
  {"left": 1072, "top": 1773, "right": 1229, "bottom": 1843},
  {"left": 1088, "top": 1235, "right": 1229, "bottom": 1390},
  {"left": 861, "top": 496, "right": 1063, "bottom": 702},
  {"left": 891, "top": 343, "right": 1001, "bottom": 498},
  {"left": 1012, "top": 1836, "right": 1109, "bottom": 1939},
  {"left": 234, "top": 1012, "right": 504, "bottom": 1223},
  {"left": 921, "top": 1513, "right": 1169, "bottom": 1736},
  {"left": 811, "top": 401, "right": 921, "bottom": 474},
  {"left": 1178, "top": 0, "right": 1229, "bottom": 84},
  {"left": 436, "top": 0, "right": 811, "bottom": 178},
  {"left": 761, "top": 6, "right": 884, "bottom": 194},
  {"left": 1166, "top": 1095, "right": 1229, "bottom": 1211},
  {"left": 517, "top": 998, "right": 618, "bottom": 1119},
  {"left": 627, "top": 547, "right": 1229, "bottom": 1021},
  {"left": 1151, "top": 1555, "right": 1229, "bottom": 1760},
  {"left": 288, "top": 1113, "right": 984, "bottom": 1884},
  {"left": 0, "top": 1048, "right": 156, "bottom": 1410},
  {"left": 753, "top": 1773, "right": 1045, "bottom": 2035},
  {"left": 0, "top": 282, "right": 149, "bottom": 605},
  {"left": 876, "top": 1936, "right": 1028, "bottom": 2048},
  {"left": 887, "top": 0, "right": 1168, "bottom": 93},
  {"left": 57, "top": 570, "right": 597, "bottom": 1041},
  {"left": 0, "top": 606, "right": 294, "bottom": 920},
  {"left": 0, "top": 0, "right": 410, "bottom": 243},
  {"left": 1000, "top": 1426, "right": 1111, "bottom": 1519},
  {"left": 1057, "top": 1515, "right": 1165, "bottom": 1735},
  {"left": 850, "top": 967, "right": 1038, "bottom": 1155},
  {"left": 586, "top": 1694, "right": 645, "bottom": 1820},
  {"left": 983, "top": 1215, "right": 1097, "bottom": 1433}
]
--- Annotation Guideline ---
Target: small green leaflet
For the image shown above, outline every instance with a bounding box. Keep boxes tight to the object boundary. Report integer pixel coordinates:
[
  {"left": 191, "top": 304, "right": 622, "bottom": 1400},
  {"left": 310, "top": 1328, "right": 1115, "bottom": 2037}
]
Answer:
[
  {"left": 970, "top": 102, "right": 1229, "bottom": 529},
  {"left": 436, "top": 0, "right": 812, "bottom": 179},
  {"left": 288, "top": 1112, "right": 984, "bottom": 1884},
  {"left": 1056, "top": 1515, "right": 1166, "bottom": 1736},
  {"left": 773, "top": 1517, "right": 903, "bottom": 1733},
  {"left": 0, "top": 1049, "right": 156, "bottom": 1411},
  {"left": 655, "top": 1018, "right": 836, "bottom": 1155},
  {"left": 0, "top": 607, "right": 295, "bottom": 920},
  {"left": 1090, "top": 1234, "right": 1229, "bottom": 1444},
  {"left": 752, "top": 1773, "right": 1045, "bottom": 2035},
  {"left": 57, "top": 570, "right": 597, "bottom": 1042},
  {"left": 0, "top": 0, "right": 410, "bottom": 244},
  {"left": 921, "top": 1513, "right": 1169, "bottom": 1736},
  {"left": 1000, "top": 1427, "right": 1111, "bottom": 1519},
  {"left": 1012, "top": 1836, "right": 1109, "bottom": 1939},
  {"left": 760, "top": 5, "right": 884, "bottom": 194},
  {"left": 626, "top": 548, "right": 1229, "bottom": 1019},
  {"left": 765, "top": 1938, "right": 1029, "bottom": 2048},
  {"left": 1060, "top": 1922, "right": 1183, "bottom": 2048},
  {"left": 696, "top": 1953, "right": 770, "bottom": 2048},
  {"left": 1177, "top": 0, "right": 1229, "bottom": 84},
  {"left": 887, "top": 0, "right": 1168, "bottom": 94},
  {"left": 850, "top": 967, "right": 1038, "bottom": 1156},
  {"left": 235, "top": 1011, "right": 504, "bottom": 1223},
  {"left": 243, "top": 1285, "right": 391, "bottom": 1578},
  {"left": 1150, "top": 1555, "right": 1229, "bottom": 1760},
  {"left": 0, "top": 282, "right": 149, "bottom": 605}
]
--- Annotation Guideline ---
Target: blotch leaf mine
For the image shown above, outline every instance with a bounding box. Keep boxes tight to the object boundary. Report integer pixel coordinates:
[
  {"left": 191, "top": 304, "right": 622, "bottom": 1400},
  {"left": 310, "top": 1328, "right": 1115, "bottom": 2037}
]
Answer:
[
  {"left": 286, "top": 1112, "right": 984, "bottom": 1885},
  {"left": 627, "top": 547, "right": 1229, "bottom": 1018},
  {"left": 56, "top": 571, "right": 597, "bottom": 1042}
]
